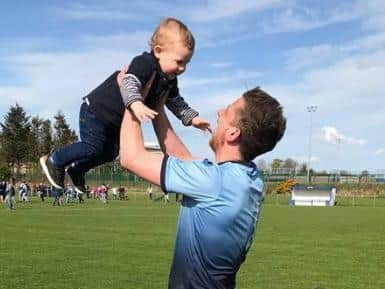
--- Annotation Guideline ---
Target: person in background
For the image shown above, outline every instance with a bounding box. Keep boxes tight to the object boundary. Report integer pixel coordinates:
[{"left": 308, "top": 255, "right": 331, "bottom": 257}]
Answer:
[
  {"left": 146, "top": 184, "right": 154, "bottom": 200},
  {"left": 0, "top": 180, "right": 6, "bottom": 203},
  {"left": 37, "top": 183, "right": 46, "bottom": 202},
  {"left": 5, "top": 178, "right": 16, "bottom": 210}
]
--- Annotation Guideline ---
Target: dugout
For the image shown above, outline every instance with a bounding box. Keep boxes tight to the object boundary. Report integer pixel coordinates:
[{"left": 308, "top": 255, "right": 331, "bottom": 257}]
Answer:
[
  {"left": 144, "top": 142, "right": 161, "bottom": 153},
  {"left": 289, "top": 184, "right": 336, "bottom": 206}
]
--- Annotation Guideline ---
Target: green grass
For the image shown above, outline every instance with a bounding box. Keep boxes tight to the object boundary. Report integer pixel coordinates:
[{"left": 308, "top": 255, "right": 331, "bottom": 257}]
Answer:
[{"left": 1, "top": 196, "right": 385, "bottom": 289}]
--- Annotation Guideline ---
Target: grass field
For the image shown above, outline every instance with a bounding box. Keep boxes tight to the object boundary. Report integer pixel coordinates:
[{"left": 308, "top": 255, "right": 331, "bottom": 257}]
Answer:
[{"left": 1, "top": 195, "right": 385, "bottom": 289}]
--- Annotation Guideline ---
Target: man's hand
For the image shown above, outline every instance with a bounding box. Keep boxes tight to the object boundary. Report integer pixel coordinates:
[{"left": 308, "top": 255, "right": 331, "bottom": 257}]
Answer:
[
  {"left": 117, "top": 66, "right": 129, "bottom": 87},
  {"left": 191, "top": 117, "right": 212, "bottom": 133},
  {"left": 130, "top": 101, "right": 158, "bottom": 122}
]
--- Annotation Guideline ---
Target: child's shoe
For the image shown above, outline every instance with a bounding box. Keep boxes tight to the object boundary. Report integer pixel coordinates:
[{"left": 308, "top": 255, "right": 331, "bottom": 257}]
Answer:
[
  {"left": 66, "top": 167, "right": 86, "bottom": 195},
  {"left": 39, "top": 155, "right": 65, "bottom": 189}
]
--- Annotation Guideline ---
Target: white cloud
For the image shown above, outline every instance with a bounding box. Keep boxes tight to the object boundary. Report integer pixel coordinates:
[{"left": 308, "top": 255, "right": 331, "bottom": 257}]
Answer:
[
  {"left": 342, "top": 32, "right": 385, "bottom": 53},
  {"left": 260, "top": 0, "right": 385, "bottom": 34},
  {"left": 262, "top": 4, "right": 361, "bottom": 34},
  {"left": 274, "top": 49, "right": 385, "bottom": 122},
  {"left": 375, "top": 148, "right": 385, "bottom": 155},
  {"left": 322, "top": 126, "right": 366, "bottom": 145},
  {"left": 285, "top": 32, "right": 385, "bottom": 72},
  {"left": 189, "top": 0, "right": 283, "bottom": 22},
  {"left": 285, "top": 44, "right": 337, "bottom": 71},
  {"left": 0, "top": 47, "right": 142, "bottom": 129},
  {"left": 210, "top": 62, "right": 233, "bottom": 68},
  {"left": 355, "top": 0, "right": 385, "bottom": 31},
  {"left": 54, "top": 0, "right": 283, "bottom": 23},
  {"left": 303, "top": 51, "right": 385, "bottom": 108},
  {"left": 53, "top": 3, "right": 139, "bottom": 20},
  {"left": 180, "top": 69, "right": 262, "bottom": 89},
  {"left": 0, "top": 86, "right": 27, "bottom": 106},
  {"left": 289, "top": 155, "right": 319, "bottom": 164},
  {"left": 81, "top": 31, "right": 150, "bottom": 52}
]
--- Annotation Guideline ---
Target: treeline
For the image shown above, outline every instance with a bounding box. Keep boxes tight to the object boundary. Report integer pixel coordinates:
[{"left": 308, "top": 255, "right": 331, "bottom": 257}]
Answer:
[
  {"left": 258, "top": 158, "right": 371, "bottom": 176},
  {"left": 257, "top": 158, "right": 312, "bottom": 174},
  {"left": 0, "top": 104, "right": 78, "bottom": 179}
]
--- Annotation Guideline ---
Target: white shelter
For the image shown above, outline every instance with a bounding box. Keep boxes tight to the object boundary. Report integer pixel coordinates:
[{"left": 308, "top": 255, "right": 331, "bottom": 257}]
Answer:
[
  {"left": 289, "top": 185, "right": 336, "bottom": 207},
  {"left": 144, "top": 141, "right": 161, "bottom": 153}
]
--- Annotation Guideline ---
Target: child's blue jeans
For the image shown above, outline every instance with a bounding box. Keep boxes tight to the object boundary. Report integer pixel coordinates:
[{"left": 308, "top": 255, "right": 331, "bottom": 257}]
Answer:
[{"left": 51, "top": 101, "right": 120, "bottom": 174}]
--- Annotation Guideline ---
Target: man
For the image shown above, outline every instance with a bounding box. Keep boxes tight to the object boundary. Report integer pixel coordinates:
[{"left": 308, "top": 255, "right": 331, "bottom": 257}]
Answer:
[{"left": 120, "top": 87, "right": 286, "bottom": 289}]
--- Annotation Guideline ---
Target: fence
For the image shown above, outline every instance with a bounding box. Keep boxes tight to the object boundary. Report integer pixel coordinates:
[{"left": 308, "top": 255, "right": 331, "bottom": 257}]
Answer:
[
  {"left": 19, "top": 162, "right": 149, "bottom": 189},
  {"left": 12, "top": 161, "right": 385, "bottom": 198},
  {"left": 263, "top": 194, "right": 385, "bottom": 207},
  {"left": 262, "top": 172, "right": 385, "bottom": 184}
]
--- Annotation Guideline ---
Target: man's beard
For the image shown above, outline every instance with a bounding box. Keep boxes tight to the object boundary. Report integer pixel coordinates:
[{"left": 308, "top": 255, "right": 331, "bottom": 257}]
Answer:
[
  {"left": 209, "top": 136, "right": 215, "bottom": 151},
  {"left": 209, "top": 132, "right": 223, "bottom": 152}
]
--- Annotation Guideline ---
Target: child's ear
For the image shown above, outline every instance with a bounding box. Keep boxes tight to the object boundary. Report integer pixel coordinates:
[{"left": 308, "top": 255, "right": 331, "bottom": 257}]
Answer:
[{"left": 153, "top": 45, "right": 162, "bottom": 58}]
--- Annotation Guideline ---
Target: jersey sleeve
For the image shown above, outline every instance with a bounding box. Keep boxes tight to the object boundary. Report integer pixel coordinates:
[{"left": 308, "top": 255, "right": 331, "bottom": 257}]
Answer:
[{"left": 161, "top": 155, "right": 219, "bottom": 202}]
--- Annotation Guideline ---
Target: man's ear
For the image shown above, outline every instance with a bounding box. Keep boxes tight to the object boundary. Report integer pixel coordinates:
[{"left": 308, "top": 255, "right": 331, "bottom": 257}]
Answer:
[
  {"left": 153, "top": 45, "right": 162, "bottom": 58},
  {"left": 226, "top": 127, "right": 241, "bottom": 143}
]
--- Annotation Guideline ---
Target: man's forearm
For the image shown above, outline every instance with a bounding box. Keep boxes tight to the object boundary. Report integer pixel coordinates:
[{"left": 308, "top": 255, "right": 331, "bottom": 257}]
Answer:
[
  {"left": 120, "top": 110, "right": 163, "bottom": 186},
  {"left": 153, "top": 108, "right": 192, "bottom": 161}
]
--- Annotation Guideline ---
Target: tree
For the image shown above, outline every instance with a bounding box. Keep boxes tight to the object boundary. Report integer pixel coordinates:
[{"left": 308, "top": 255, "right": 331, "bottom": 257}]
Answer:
[
  {"left": 256, "top": 159, "right": 267, "bottom": 172},
  {"left": 270, "top": 159, "right": 283, "bottom": 171},
  {"left": 340, "top": 170, "right": 349, "bottom": 176},
  {"left": 28, "top": 116, "right": 44, "bottom": 162},
  {"left": 0, "top": 164, "right": 11, "bottom": 180},
  {"left": 282, "top": 158, "right": 298, "bottom": 170},
  {"left": 298, "top": 163, "right": 307, "bottom": 175},
  {"left": 53, "top": 111, "right": 78, "bottom": 150},
  {"left": 0, "top": 104, "right": 31, "bottom": 172},
  {"left": 41, "top": 119, "right": 53, "bottom": 155},
  {"left": 0, "top": 132, "right": 4, "bottom": 161},
  {"left": 360, "top": 170, "right": 370, "bottom": 182},
  {"left": 0, "top": 132, "right": 10, "bottom": 180},
  {"left": 361, "top": 170, "right": 369, "bottom": 176}
]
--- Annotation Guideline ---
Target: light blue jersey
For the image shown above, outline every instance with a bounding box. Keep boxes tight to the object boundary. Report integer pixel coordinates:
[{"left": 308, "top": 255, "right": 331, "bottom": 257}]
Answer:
[{"left": 161, "top": 155, "right": 264, "bottom": 289}]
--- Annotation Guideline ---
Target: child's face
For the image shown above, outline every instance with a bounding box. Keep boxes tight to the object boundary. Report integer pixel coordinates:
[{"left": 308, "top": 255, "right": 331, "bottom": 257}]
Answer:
[{"left": 154, "top": 38, "right": 193, "bottom": 80}]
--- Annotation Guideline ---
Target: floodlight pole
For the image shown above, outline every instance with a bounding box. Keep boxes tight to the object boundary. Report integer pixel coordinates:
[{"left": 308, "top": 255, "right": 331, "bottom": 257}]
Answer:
[
  {"left": 307, "top": 106, "right": 317, "bottom": 183},
  {"left": 336, "top": 136, "right": 341, "bottom": 175}
]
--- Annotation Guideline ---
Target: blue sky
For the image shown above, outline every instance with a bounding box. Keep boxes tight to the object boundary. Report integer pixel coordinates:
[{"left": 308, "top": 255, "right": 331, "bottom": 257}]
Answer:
[{"left": 1, "top": 0, "right": 384, "bottom": 172}]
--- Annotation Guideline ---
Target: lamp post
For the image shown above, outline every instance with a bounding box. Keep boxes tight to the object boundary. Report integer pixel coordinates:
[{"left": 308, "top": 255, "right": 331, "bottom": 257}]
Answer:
[
  {"left": 306, "top": 105, "right": 317, "bottom": 183},
  {"left": 336, "top": 136, "right": 342, "bottom": 175}
]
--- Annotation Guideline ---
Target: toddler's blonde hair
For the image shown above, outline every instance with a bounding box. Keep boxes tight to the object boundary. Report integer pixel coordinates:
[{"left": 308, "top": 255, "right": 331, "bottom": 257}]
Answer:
[{"left": 150, "top": 17, "right": 195, "bottom": 52}]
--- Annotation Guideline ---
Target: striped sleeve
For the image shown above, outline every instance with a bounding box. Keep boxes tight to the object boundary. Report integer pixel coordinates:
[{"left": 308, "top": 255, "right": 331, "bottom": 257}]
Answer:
[
  {"left": 120, "top": 74, "right": 143, "bottom": 108},
  {"left": 166, "top": 93, "right": 199, "bottom": 126},
  {"left": 120, "top": 52, "right": 156, "bottom": 108}
]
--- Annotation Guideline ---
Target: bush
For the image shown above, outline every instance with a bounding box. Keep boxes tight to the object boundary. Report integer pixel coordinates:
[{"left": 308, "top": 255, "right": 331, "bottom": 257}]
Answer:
[
  {"left": 0, "top": 165, "right": 11, "bottom": 180},
  {"left": 276, "top": 179, "right": 297, "bottom": 194}
]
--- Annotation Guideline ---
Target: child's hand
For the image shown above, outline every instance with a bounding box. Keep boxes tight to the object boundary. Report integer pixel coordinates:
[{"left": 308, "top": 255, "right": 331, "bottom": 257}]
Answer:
[
  {"left": 191, "top": 117, "right": 212, "bottom": 133},
  {"left": 130, "top": 101, "right": 158, "bottom": 122}
]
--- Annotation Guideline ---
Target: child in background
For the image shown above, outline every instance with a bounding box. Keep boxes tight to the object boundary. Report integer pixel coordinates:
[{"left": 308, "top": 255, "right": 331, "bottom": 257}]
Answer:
[
  {"left": 5, "top": 178, "right": 16, "bottom": 210},
  {"left": 40, "top": 17, "right": 210, "bottom": 194}
]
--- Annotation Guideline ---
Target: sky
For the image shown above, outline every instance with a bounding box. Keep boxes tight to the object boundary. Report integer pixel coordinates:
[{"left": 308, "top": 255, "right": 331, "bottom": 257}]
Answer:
[{"left": 0, "top": 0, "right": 384, "bottom": 172}]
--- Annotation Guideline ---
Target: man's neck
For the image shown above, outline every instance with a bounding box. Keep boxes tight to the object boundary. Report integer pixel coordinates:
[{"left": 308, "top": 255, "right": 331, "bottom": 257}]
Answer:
[{"left": 214, "top": 146, "right": 243, "bottom": 164}]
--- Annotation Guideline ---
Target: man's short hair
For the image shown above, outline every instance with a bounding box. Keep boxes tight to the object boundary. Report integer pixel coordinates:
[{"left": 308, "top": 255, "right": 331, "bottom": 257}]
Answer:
[{"left": 237, "top": 87, "right": 286, "bottom": 162}]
